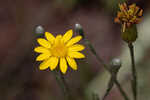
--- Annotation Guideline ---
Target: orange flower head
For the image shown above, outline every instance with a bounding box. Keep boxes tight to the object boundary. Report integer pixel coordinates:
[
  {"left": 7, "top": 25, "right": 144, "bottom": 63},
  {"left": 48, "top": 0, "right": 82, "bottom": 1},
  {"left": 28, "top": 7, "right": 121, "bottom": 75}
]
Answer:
[{"left": 114, "top": 3, "right": 143, "bottom": 32}]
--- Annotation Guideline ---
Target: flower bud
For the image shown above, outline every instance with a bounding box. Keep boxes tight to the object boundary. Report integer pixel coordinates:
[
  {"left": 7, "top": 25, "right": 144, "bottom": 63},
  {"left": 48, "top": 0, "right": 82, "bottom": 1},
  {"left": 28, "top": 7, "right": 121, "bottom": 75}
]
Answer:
[
  {"left": 110, "top": 58, "right": 122, "bottom": 74},
  {"left": 35, "top": 25, "right": 44, "bottom": 34},
  {"left": 75, "top": 23, "right": 85, "bottom": 39}
]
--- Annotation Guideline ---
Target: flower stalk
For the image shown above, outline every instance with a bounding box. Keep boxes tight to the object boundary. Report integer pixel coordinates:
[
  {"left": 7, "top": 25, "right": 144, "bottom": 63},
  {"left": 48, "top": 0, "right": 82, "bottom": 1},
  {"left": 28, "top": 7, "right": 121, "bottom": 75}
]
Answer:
[
  {"left": 102, "top": 74, "right": 115, "bottom": 100},
  {"left": 128, "top": 43, "right": 137, "bottom": 100},
  {"left": 53, "top": 69, "right": 71, "bottom": 100}
]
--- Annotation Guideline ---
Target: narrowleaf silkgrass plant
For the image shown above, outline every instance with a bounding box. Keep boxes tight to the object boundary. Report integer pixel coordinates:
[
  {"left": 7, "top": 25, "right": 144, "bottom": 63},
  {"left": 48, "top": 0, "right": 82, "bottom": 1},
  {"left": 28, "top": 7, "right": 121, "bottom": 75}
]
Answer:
[
  {"left": 34, "top": 2, "right": 143, "bottom": 100},
  {"left": 34, "top": 29, "right": 85, "bottom": 100}
]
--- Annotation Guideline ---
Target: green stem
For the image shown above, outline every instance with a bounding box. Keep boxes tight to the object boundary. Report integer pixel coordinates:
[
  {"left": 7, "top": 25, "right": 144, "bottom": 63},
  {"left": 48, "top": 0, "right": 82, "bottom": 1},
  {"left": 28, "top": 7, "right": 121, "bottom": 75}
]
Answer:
[
  {"left": 92, "top": 93, "right": 100, "bottom": 100},
  {"left": 114, "top": 78, "right": 129, "bottom": 100},
  {"left": 53, "top": 70, "right": 71, "bottom": 100},
  {"left": 85, "top": 39, "right": 129, "bottom": 100},
  {"left": 84, "top": 39, "right": 109, "bottom": 71},
  {"left": 128, "top": 43, "right": 137, "bottom": 100},
  {"left": 102, "top": 75, "right": 115, "bottom": 100}
]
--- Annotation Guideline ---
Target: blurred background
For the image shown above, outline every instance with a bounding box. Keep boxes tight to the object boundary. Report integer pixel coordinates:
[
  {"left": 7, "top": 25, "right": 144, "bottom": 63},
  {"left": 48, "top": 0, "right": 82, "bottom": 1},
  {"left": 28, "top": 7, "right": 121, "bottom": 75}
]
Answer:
[{"left": 0, "top": 0, "right": 150, "bottom": 100}]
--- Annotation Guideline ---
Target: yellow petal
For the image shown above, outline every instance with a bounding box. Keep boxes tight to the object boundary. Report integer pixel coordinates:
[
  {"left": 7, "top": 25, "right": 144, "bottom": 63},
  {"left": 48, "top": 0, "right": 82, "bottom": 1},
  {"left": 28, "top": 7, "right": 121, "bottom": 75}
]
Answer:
[
  {"left": 34, "top": 46, "right": 49, "bottom": 53},
  {"left": 60, "top": 57, "right": 68, "bottom": 74},
  {"left": 49, "top": 57, "right": 59, "bottom": 70},
  {"left": 37, "top": 38, "right": 51, "bottom": 48},
  {"left": 45, "top": 32, "right": 55, "bottom": 44},
  {"left": 66, "top": 57, "right": 77, "bottom": 70},
  {"left": 66, "top": 36, "right": 82, "bottom": 47},
  {"left": 39, "top": 57, "right": 58, "bottom": 70},
  {"left": 39, "top": 60, "right": 50, "bottom": 70},
  {"left": 36, "top": 52, "right": 51, "bottom": 61},
  {"left": 68, "top": 51, "right": 85, "bottom": 59},
  {"left": 69, "top": 44, "right": 85, "bottom": 52},
  {"left": 55, "top": 35, "right": 62, "bottom": 45},
  {"left": 62, "top": 29, "right": 73, "bottom": 43}
]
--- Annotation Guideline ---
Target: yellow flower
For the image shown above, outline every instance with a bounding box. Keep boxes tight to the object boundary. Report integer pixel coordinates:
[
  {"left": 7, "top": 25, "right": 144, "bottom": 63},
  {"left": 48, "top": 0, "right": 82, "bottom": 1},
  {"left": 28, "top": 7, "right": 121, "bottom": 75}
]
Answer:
[
  {"left": 114, "top": 3, "right": 143, "bottom": 32},
  {"left": 34, "top": 29, "right": 85, "bottom": 74}
]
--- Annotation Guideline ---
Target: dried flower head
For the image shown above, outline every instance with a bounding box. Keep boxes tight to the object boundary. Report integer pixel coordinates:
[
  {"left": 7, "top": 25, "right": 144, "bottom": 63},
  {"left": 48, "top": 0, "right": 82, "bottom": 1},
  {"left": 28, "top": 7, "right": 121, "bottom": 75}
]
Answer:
[
  {"left": 115, "top": 3, "right": 143, "bottom": 32},
  {"left": 34, "top": 29, "right": 85, "bottom": 74}
]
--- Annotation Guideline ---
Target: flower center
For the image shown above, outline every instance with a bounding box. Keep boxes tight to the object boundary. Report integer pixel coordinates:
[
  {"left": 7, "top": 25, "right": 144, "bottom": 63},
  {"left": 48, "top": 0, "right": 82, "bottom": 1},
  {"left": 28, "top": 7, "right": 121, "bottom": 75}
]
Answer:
[{"left": 51, "top": 43, "right": 68, "bottom": 57}]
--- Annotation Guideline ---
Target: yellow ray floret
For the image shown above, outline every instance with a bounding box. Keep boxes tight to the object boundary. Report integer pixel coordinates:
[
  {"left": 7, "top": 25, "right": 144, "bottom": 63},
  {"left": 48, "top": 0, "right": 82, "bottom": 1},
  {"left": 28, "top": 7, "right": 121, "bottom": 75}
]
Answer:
[{"left": 34, "top": 29, "right": 85, "bottom": 74}]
